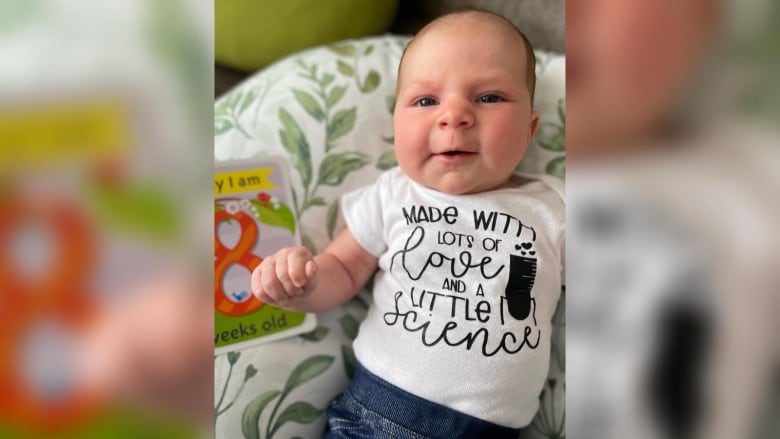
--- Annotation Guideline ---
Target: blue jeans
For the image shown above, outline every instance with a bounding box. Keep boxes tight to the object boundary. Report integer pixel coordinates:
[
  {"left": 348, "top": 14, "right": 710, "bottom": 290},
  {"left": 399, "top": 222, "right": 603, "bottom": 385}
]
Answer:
[{"left": 324, "top": 362, "right": 520, "bottom": 439}]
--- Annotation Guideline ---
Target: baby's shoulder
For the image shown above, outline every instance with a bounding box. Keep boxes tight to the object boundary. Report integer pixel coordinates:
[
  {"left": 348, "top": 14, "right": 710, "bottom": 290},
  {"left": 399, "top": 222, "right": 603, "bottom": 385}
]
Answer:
[
  {"left": 506, "top": 174, "right": 565, "bottom": 216},
  {"left": 509, "top": 173, "right": 564, "bottom": 201}
]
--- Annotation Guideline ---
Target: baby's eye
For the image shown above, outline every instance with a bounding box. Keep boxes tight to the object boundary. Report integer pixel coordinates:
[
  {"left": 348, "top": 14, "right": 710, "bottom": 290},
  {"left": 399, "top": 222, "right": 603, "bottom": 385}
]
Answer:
[
  {"left": 415, "top": 97, "right": 438, "bottom": 107},
  {"left": 478, "top": 94, "right": 503, "bottom": 104}
]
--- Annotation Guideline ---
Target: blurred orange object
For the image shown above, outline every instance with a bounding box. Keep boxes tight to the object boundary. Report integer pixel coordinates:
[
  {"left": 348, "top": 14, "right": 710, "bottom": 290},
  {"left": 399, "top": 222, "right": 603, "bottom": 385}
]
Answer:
[{"left": 0, "top": 196, "right": 102, "bottom": 432}]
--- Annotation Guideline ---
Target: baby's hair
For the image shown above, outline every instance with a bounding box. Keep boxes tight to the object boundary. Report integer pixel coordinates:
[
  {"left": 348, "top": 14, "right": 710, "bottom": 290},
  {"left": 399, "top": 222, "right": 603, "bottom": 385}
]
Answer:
[{"left": 396, "top": 8, "right": 537, "bottom": 104}]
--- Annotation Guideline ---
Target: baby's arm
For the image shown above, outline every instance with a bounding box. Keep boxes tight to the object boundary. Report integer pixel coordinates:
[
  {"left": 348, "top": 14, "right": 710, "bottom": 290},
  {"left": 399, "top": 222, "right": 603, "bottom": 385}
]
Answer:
[{"left": 251, "top": 228, "right": 378, "bottom": 313}]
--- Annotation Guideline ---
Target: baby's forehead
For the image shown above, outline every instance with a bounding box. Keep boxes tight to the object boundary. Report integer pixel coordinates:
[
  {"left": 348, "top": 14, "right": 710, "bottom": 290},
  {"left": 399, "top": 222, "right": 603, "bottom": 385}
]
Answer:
[
  {"left": 405, "top": 13, "right": 529, "bottom": 65},
  {"left": 402, "top": 17, "right": 526, "bottom": 68},
  {"left": 418, "top": 12, "right": 523, "bottom": 43},
  {"left": 396, "top": 11, "right": 536, "bottom": 98}
]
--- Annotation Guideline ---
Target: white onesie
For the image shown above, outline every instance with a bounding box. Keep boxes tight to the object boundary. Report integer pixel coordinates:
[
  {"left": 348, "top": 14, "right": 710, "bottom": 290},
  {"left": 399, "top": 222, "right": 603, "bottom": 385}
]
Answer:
[{"left": 341, "top": 168, "right": 565, "bottom": 428}]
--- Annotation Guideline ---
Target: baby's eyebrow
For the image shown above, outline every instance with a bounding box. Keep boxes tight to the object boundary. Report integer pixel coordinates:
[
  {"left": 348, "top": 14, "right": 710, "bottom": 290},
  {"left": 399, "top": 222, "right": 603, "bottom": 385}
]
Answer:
[
  {"left": 403, "top": 73, "right": 521, "bottom": 89},
  {"left": 474, "top": 71, "right": 522, "bottom": 87},
  {"left": 402, "top": 79, "right": 439, "bottom": 90}
]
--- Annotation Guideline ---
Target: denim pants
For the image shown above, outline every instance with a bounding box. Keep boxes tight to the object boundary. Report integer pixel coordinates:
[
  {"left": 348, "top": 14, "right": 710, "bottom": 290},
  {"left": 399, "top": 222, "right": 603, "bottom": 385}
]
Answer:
[{"left": 324, "top": 362, "right": 520, "bottom": 439}]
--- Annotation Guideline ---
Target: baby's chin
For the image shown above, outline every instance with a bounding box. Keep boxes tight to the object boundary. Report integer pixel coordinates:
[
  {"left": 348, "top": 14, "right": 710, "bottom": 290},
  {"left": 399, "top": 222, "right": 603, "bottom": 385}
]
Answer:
[
  {"left": 419, "top": 176, "right": 512, "bottom": 195},
  {"left": 397, "top": 163, "right": 514, "bottom": 194}
]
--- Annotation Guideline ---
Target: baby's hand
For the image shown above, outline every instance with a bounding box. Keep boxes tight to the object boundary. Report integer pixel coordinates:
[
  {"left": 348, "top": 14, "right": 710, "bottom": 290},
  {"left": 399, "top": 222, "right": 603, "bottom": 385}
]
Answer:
[{"left": 251, "top": 246, "right": 318, "bottom": 308}]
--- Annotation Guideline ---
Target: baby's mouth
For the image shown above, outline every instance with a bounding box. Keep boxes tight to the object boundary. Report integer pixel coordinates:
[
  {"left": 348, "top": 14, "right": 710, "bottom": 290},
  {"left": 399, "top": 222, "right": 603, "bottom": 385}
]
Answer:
[{"left": 435, "top": 150, "right": 475, "bottom": 158}]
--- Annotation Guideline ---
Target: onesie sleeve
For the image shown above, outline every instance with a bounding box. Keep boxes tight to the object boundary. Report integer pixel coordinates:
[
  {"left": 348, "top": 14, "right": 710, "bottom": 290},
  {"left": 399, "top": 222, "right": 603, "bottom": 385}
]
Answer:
[{"left": 341, "top": 172, "right": 388, "bottom": 258}]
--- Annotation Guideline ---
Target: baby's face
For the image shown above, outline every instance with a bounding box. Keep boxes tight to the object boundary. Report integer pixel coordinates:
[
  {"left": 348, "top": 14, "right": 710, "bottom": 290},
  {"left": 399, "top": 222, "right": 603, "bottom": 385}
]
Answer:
[{"left": 393, "top": 18, "right": 539, "bottom": 195}]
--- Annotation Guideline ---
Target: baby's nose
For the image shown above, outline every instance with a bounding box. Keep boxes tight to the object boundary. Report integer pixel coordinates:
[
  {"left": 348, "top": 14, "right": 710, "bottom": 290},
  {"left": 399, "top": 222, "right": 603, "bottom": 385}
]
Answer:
[{"left": 438, "top": 98, "right": 475, "bottom": 129}]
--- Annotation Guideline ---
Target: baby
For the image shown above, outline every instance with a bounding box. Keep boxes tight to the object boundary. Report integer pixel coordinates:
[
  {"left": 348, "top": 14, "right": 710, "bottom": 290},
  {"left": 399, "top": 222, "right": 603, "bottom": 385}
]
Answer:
[{"left": 252, "top": 9, "right": 564, "bottom": 438}]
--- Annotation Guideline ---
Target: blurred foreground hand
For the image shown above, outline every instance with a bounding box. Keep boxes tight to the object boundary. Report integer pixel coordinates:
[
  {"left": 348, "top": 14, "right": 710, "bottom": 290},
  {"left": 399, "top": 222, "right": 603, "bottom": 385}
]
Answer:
[{"left": 78, "top": 272, "right": 213, "bottom": 428}]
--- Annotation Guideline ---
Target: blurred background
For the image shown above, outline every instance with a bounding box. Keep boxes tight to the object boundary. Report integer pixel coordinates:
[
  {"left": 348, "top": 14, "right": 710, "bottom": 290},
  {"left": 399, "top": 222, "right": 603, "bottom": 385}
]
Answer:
[
  {"left": 566, "top": 0, "right": 779, "bottom": 438},
  {"left": 1, "top": 0, "right": 213, "bottom": 437}
]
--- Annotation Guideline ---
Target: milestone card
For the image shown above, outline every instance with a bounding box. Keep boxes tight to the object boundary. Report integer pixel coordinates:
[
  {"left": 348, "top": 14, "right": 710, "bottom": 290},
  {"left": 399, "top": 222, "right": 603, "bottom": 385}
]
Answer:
[{"left": 214, "top": 156, "right": 316, "bottom": 353}]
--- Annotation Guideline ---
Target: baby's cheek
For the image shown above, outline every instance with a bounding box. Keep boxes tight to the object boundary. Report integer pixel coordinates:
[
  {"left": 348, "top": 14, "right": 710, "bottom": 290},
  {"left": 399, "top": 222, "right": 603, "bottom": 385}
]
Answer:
[{"left": 394, "top": 130, "right": 427, "bottom": 165}]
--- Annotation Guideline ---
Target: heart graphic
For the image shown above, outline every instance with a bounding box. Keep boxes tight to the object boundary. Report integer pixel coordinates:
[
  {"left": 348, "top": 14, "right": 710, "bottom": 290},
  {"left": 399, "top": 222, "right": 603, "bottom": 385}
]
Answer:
[{"left": 521, "top": 242, "right": 532, "bottom": 250}]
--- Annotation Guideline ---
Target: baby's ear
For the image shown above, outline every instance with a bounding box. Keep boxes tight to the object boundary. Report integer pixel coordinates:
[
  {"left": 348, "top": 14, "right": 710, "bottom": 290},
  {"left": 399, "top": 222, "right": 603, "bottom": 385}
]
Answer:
[{"left": 527, "top": 110, "right": 541, "bottom": 144}]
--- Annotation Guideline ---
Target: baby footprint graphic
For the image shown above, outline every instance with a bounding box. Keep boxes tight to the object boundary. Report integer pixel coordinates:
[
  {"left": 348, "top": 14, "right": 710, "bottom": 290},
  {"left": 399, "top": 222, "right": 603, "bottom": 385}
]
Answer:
[{"left": 505, "top": 242, "right": 537, "bottom": 321}]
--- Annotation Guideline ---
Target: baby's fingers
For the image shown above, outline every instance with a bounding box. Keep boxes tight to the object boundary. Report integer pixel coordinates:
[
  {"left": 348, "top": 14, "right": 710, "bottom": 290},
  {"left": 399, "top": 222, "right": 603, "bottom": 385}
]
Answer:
[
  {"left": 287, "top": 251, "right": 314, "bottom": 289},
  {"left": 252, "top": 257, "right": 288, "bottom": 305},
  {"left": 305, "top": 260, "right": 317, "bottom": 279}
]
